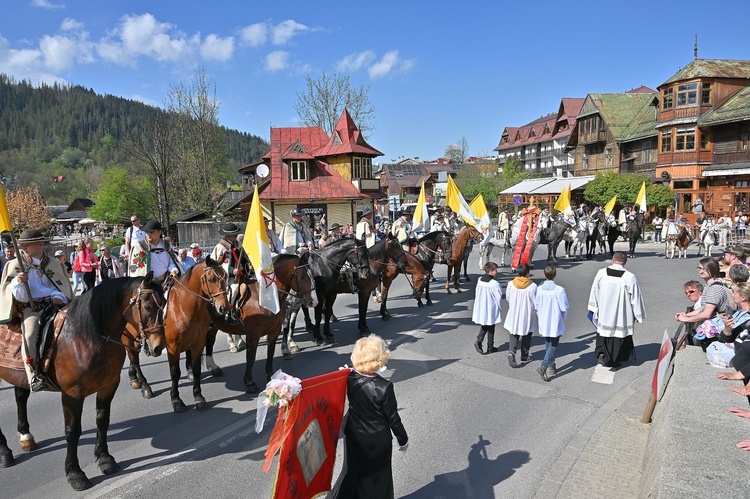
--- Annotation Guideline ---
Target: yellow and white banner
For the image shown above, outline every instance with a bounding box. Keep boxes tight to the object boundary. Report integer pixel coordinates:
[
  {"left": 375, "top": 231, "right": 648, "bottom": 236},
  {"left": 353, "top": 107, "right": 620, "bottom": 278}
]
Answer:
[
  {"left": 446, "top": 176, "right": 480, "bottom": 226},
  {"left": 553, "top": 184, "right": 573, "bottom": 216},
  {"left": 604, "top": 195, "right": 617, "bottom": 217},
  {"left": 469, "top": 194, "right": 493, "bottom": 246},
  {"left": 243, "top": 185, "right": 280, "bottom": 314},
  {"left": 635, "top": 181, "right": 647, "bottom": 212},
  {"left": 0, "top": 184, "right": 12, "bottom": 233},
  {"left": 412, "top": 181, "right": 431, "bottom": 233}
]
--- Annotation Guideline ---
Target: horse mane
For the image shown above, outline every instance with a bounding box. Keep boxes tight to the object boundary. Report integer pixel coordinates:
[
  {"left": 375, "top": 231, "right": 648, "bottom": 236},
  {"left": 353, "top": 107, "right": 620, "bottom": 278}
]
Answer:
[
  {"left": 66, "top": 277, "right": 164, "bottom": 344},
  {"left": 366, "top": 238, "right": 386, "bottom": 260},
  {"left": 274, "top": 254, "right": 299, "bottom": 265}
]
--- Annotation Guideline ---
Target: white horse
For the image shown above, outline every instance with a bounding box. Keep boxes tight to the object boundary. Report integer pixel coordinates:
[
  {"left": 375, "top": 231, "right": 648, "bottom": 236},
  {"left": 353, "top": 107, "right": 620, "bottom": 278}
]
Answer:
[
  {"left": 509, "top": 209, "right": 550, "bottom": 270},
  {"left": 562, "top": 217, "right": 587, "bottom": 260},
  {"left": 479, "top": 226, "right": 512, "bottom": 268},
  {"left": 698, "top": 227, "right": 717, "bottom": 257}
]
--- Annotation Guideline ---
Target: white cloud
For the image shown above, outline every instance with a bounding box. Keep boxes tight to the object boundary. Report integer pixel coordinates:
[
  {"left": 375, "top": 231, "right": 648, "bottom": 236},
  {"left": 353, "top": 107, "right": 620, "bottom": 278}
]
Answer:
[
  {"left": 201, "top": 34, "right": 234, "bottom": 62},
  {"left": 272, "top": 20, "right": 308, "bottom": 45},
  {"left": 130, "top": 94, "right": 160, "bottom": 107},
  {"left": 368, "top": 50, "right": 414, "bottom": 78},
  {"left": 60, "top": 18, "right": 84, "bottom": 31},
  {"left": 264, "top": 51, "right": 289, "bottom": 72},
  {"left": 336, "top": 51, "right": 375, "bottom": 72},
  {"left": 240, "top": 22, "right": 267, "bottom": 47},
  {"left": 0, "top": 35, "right": 65, "bottom": 85},
  {"left": 31, "top": 0, "right": 65, "bottom": 10},
  {"left": 40, "top": 35, "right": 80, "bottom": 71}
]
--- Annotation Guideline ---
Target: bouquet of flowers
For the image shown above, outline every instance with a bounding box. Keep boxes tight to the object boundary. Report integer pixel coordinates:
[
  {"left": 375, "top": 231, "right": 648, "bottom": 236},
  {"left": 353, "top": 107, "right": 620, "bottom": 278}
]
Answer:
[{"left": 256, "top": 369, "right": 302, "bottom": 433}]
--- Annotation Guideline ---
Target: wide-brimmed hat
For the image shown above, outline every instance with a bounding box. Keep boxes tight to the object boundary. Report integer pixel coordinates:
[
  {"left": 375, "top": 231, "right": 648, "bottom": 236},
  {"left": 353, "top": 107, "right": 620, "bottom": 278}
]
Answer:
[
  {"left": 444, "top": 206, "right": 453, "bottom": 213},
  {"left": 331, "top": 223, "right": 342, "bottom": 230},
  {"left": 54, "top": 250, "right": 65, "bottom": 257},
  {"left": 143, "top": 220, "right": 163, "bottom": 232},
  {"left": 220, "top": 222, "right": 242, "bottom": 235},
  {"left": 189, "top": 242, "right": 200, "bottom": 249},
  {"left": 290, "top": 208, "right": 303, "bottom": 217},
  {"left": 361, "top": 209, "right": 372, "bottom": 217},
  {"left": 724, "top": 245, "right": 746, "bottom": 258},
  {"left": 435, "top": 213, "right": 445, "bottom": 220},
  {"left": 17, "top": 229, "right": 49, "bottom": 244},
  {"left": 401, "top": 206, "right": 414, "bottom": 215}
]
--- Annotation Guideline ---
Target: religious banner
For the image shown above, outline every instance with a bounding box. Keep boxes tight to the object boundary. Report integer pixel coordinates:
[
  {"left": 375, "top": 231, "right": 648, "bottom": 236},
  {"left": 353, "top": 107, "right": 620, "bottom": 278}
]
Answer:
[
  {"left": 263, "top": 369, "right": 350, "bottom": 499},
  {"left": 652, "top": 329, "right": 674, "bottom": 401},
  {"left": 243, "top": 185, "right": 280, "bottom": 314}
]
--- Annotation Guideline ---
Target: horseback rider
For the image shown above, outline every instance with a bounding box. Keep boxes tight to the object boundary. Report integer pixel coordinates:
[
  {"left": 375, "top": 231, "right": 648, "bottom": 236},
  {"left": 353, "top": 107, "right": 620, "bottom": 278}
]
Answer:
[
  {"left": 329, "top": 223, "right": 344, "bottom": 242},
  {"left": 661, "top": 214, "right": 681, "bottom": 255},
  {"left": 265, "top": 217, "right": 285, "bottom": 258},
  {"left": 128, "top": 220, "right": 181, "bottom": 283},
  {"left": 392, "top": 206, "right": 414, "bottom": 250},
  {"left": 444, "top": 206, "right": 459, "bottom": 235},
  {"left": 0, "top": 230, "right": 74, "bottom": 392},
  {"left": 617, "top": 204, "right": 632, "bottom": 233},
  {"left": 356, "top": 209, "right": 377, "bottom": 249},
  {"left": 280, "top": 208, "right": 313, "bottom": 254},
  {"left": 699, "top": 213, "right": 716, "bottom": 246},
  {"left": 498, "top": 208, "right": 510, "bottom": 234},
  {"left": 429, "top": 205, "right": 444, "bottom": 229},
  {"left": 211, "top": 222, "right": 250, "bottom": 327},
  {"left": 431, "top": 213, "right": 449, "bottom": 233}
]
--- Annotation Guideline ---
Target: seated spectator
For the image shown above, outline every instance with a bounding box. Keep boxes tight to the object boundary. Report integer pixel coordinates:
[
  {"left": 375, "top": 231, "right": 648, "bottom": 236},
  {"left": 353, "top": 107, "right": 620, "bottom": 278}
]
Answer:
[
  {"left": 676, "top": 257, "right": 727, "bottom": 350},
  {"left": 682, "top": 280, "right": 704, "bottom": 346}
]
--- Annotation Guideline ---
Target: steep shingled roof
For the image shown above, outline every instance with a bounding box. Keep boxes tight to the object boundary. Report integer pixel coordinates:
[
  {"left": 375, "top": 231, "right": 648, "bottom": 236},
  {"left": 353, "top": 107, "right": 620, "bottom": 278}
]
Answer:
[
  {"left": 579, "top": 92, "right": 658, "bottom": 141},
  {"left": 698, "top": 85, "right": 750, "bottom": 126},
  {"left": 314, "top": 109, "right": 383, "bottom": 157},
  {"left": 662, "top": 59, "right": 750, "bottom": 86}
]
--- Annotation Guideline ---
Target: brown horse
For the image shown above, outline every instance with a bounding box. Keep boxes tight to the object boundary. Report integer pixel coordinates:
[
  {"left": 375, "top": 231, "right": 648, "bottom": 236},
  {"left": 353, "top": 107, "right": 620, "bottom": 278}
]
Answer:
[
  {"left": 445, "top": 225, "right": 483, "bottom": 293},
  {"left": 379, "top": 240, "right": 430, "bottom": 318},
  {"left": 0, "top": 273, "right": 166, "bottom": 491},
  {"left": 125, "top": 257, "right": 230, "bottom": 413},
  {"left": 202, "top": 252, "right": 318, "bottom": 393}
]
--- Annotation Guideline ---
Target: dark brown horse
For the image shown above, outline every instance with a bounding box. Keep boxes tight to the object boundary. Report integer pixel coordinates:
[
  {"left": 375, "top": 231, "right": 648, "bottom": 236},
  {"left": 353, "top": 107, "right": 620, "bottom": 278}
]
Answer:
[
  {"left": 125, "top": 257, "right": 230, "bottom": 413},
  {"left": 378, "top": 242, "right": 430, "bottom": 318},
  {"left": 202, "top": 253, "right": 318, "bottom": 393},
  {"left": 0, "top": 273, "right": 166, "bottom": 491},
  {"left": 445, "top": 225, "right": 483, "bottom": 293}
]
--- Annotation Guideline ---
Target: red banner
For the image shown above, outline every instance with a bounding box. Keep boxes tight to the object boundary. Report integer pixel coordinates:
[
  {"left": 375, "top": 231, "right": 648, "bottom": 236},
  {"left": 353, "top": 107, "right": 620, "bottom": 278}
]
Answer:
[{"left": 263, "top": 369, "right": 349, "bottom": 499}]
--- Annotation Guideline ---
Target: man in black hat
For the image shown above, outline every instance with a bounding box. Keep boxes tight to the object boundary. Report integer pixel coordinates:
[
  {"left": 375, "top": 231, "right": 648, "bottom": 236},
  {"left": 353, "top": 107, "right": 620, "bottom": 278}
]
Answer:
[
  {"left": 0, "top": 229, "right": 74, "bottom": 391},
  {"left": 430, "top": 205, "right": 444, "bottom": 229},
  {"left": 280, "top": 208, "right": 313, "bottom": 254},
  {"left": 329, "top": 223, "right": 343, "bottom": 242},
  {"left": 392, "top": 205, "right": 414, "bottom": 250},
  {"left": 128, "top": 219, "right": 180, "bottom": 282},
  {"left": 431, "top": 212, "right": 449, "bottom": 232},
  {"left": 211, "top": 221, "right": 249, "bottom": 344}
]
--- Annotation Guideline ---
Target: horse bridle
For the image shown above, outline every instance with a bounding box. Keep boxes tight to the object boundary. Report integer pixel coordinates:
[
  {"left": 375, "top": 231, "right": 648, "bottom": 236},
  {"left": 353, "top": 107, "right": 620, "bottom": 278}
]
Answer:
[
  {"left": 111, "top": 283, "right": 165, "bottom": 352},
  {"left": 171, "top": 265, "right": 230, "bottom": 311},
  {"left": 284, "top": 262, "right": 317, "bottom": 298}
]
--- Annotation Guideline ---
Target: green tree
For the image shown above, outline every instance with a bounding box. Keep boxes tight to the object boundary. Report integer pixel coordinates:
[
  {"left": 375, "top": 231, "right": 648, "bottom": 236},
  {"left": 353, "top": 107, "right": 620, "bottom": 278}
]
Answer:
[
  {"left": 89, "top": 167, "right": 151, "bottom": 223},
  {"left": 583, "top": 171, "right": 675, "bottom": 212},
  {"left": 457, "top": 157, "right": 528, "bottom": 216}
]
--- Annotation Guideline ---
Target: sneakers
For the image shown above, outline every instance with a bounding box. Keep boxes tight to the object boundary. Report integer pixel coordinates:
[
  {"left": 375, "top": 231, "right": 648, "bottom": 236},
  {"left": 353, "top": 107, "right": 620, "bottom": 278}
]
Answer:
[
  {"left": 536, "top": 366, "right": 549, "bottom": 382},
  {"left": 508, "top": 353, "right": 517, "bottom": 368},
  {"left": 474, "top": 341, "right": 483, "bottom": 354},
  {"left": 547, "top": 364, "right": 557, "bottom": 376},
  {"left": 30, "top": 375, "right": 47, "bottom": 392},
  {"left": 488, "top": 346, "right": 499, "bottom": 354},
  {"left": 520, "top": 354, "right": 531, "bottom": 364}
]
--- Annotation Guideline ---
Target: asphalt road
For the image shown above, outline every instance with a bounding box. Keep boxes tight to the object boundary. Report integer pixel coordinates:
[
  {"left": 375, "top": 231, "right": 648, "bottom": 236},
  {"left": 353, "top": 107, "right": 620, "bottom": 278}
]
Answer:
[{"left": 0, "top": 239, "right": 700, "bottom": 498}]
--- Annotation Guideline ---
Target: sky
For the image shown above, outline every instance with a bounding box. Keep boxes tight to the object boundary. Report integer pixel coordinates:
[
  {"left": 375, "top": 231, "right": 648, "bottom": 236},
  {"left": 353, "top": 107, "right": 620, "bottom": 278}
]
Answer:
[{"left": 2, "top": 0, "right": 750, "bottom": 165}]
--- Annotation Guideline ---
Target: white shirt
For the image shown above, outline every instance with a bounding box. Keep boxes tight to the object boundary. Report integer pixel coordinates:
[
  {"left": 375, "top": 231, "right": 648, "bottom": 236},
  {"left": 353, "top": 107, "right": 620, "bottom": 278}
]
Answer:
[
  {"left": 504, "top": 278, "right": 537, "bottom": 336},
  {"left": 126, "top": 225, "right": 146, "bottom": 246},
  {"left": 11, "top": 256, "right": 68, "bottom": 303},
  {"left": 472, "top": 276, "right": 503, "bottom": 326},
  {"left": 535, "top": 281, "right": 569, "bottom": 337},
  {"left": 149, "top": 242, "right": 178, "bottom": 278}
]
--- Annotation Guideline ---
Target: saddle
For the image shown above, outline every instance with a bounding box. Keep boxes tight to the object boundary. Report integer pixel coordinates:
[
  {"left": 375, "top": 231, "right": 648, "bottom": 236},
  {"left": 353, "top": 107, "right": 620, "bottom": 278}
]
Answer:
[{"left": 0, "top": 305, "right": 67, "bottom": 376}]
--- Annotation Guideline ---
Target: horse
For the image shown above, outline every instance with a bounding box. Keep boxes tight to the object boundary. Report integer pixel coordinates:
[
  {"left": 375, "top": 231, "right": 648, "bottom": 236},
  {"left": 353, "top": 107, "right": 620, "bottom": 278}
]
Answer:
[
  {"left": 201, "top": 252, "right": 318, "bottom": 394},
  {"left": 626, "top": 212, "right": 645, "bottom": 257},
  {"left": 585, "top": 213, "right": 605, "bottom": 259},
  {"left": 666, "top": 226, "right": 691, "bottom": 259},
  {"left": 479, "top": 226, "right": 512, "bottom": 268},
  {"left": 413, "top": 230, "right": 453, "bottom": 306},
  {"left": 510, "top": 209, "right": 551, "bottom": 270},
  {"left": 540, "top": 215, "right": 570, "bottom": 267},
  {"left": 377, "top": 239, "right": 430, "bottom": 319},
  {"left": 698, "top": 227, "right": 718, "bottom": 257},
  {"left": 563, "top": 217, "right": 587, "bottom": 261},
  {"left": 605, "top": 214, "right": 623, "bottom": 257},
  {"left": 0, "top": 274, "right": 166, "bottom": 491},
  {"left": 123, "top": 257, "right": 230, "bottom": 412},
  {"left": 445, "top": 225, "right": 483, "bottom": 293}
]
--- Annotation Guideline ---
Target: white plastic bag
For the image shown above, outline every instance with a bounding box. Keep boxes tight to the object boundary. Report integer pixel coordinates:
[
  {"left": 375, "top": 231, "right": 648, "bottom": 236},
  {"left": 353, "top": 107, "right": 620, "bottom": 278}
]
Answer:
[{"left": 707, "top": 342, "right": 735, "bottom": 368}]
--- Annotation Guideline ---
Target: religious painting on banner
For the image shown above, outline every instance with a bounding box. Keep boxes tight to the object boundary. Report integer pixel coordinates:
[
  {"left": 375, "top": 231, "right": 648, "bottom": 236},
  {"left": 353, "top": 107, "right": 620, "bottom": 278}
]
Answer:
[{"left": 263, "top": 369, "right": 349, "bottom": 499}]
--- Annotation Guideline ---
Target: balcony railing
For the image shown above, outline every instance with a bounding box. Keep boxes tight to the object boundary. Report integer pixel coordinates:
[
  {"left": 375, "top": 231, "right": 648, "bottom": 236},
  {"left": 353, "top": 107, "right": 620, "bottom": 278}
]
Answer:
[{"left": 352, "top": 178, "right": 381, "bottom": 191}]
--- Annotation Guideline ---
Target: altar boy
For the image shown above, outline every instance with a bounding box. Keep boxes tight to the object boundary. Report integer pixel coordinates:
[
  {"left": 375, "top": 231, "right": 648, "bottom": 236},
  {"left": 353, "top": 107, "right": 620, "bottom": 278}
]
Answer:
[
  {"left": 534, "top": 266, "right": 569, "bottom": 381},
  {"left": 472, "top": 262, "right": 503, "bottom": 355},
  {"left": 504, "top": 263, "right": 537, "bottom": 367}
]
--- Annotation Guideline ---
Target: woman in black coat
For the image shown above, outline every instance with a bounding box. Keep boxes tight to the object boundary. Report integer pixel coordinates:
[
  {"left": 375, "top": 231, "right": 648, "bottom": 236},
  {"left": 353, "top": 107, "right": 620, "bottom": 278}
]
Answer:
[{"left": 329, "top": 335, "right": 409, "bottom": 499}]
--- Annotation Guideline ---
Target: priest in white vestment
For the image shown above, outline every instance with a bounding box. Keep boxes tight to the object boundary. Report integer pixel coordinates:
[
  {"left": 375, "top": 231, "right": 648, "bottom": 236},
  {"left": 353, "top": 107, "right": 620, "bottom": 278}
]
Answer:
[
  {"left": 472, "top": 262, "right": 503, "bottom": 355},
  {"left": 535, "top": 266, "right": 569, "bottom": 381},
  {"left": 587, "top": 251, "right": 646, "bottom": 367},
  {"left": 504, "top": 263, "right": 537, "bottom": 367}
]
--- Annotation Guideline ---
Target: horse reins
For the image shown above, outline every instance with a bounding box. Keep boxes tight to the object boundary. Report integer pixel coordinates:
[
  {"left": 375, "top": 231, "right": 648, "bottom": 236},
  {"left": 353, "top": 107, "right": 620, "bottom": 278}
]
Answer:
[
  {"left": 109, "top": 284, "right": 165, "bottom": 352},
  {"left": 171, "top": 265, "right": 229, "bottom": 308}
]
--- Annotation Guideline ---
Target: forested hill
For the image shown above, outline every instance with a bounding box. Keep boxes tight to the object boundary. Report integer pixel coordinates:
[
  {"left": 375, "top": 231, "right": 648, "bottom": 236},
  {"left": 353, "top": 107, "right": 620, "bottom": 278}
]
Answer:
[{"left": 0, "top": 74, "right": 269, "bottom": 205}]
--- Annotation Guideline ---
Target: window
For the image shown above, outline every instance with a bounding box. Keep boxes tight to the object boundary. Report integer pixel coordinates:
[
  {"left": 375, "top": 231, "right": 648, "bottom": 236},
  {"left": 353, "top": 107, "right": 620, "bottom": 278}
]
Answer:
[
  {"left": 700, "top": 130, "right": 710, "bottom": 150},
  {"left": 701, "top": 83, "right": 712, "bottom": 105},
  {"left": 352, "top": 157, "right": 372, "bottom": 179},
  {"left": 663, "top": 88, "right": 674, "bottom": 110},
  {"left": 677, "top": 83, "right": 698, "bottom": 107},
  {"left": 290, "top": 160, "right": 307, "bottom": 181},
  {"left": 661, "top": 130, "right": 672, "bottom": 152},
  {"left": 605, "top": 147, "right": 613, "bottom": 168},
  {"left": 675, "top": 128, "right": 696, "bottom": 151},
  {"left": 742, "top": 130, "right": 750, "bottom": 150},
  {"left": 582, "top": 153, "right": 589, "bottom": 170}
]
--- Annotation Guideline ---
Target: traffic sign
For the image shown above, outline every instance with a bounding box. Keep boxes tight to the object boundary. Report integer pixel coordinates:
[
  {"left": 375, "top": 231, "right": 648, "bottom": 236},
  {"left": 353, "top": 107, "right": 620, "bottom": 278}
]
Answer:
[{"left": 512, "top": 195, "right": 523, "bottom": 207}]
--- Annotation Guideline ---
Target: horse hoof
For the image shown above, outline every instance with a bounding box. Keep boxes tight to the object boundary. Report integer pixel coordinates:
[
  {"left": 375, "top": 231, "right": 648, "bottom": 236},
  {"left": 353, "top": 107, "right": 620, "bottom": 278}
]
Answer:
[
  {"left": 455, "top": 288, "right": 462, "bottom": 293},
  {"left": 245, "top": 382, "right": 260, "bottom": 394},
  {"left": 67, "top": 471, "right": 92, "bottom": 491},
  {"left": 0, "top": 449, "right": 15, "bottom": 468},
  {"left": 19, "top": 437, "right": 37, "bottom": 452},
  {"left": 325, "top": 335, "right": 337, "bottom": 344},
  {"left": 417, "top": 301, "right": 424, "bottom": 308},
  {"left": 98, "top": 456, "right": 120, "bottom": 475},
  {"left": 172, "top": 400, "right": 188, "bottom": 413},
  {"left": 195, "top": 400, "right": 208, "bottom": 411},
  {"left": 141, "top": 387, "right": 153, "bottom": 399},
  {"left": 445, "top": 289, "right": 452, "bottom": 295},
  {"left": 290, "top": 345, "right": 300, "bottom": 354},
  {"left": 314, "top": 337, "right": 325, "bottom": 346},
  {"left": 426, "top": 301, "right": 433, "bottom": 306},
  {"left": 211, "top": 367, "right": 224, "bottom": 377},
  {"left": 129, "top": 380, "right": 141, "bottom": 390},
  {"left": 283, "top": 351, "right": 293, "bottom": 360}
]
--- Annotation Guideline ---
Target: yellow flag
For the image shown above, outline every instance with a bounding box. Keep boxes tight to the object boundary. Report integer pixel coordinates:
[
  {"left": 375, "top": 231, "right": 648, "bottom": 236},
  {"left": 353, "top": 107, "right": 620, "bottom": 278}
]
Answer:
[
  {"left": 604, "top": 195, "right": 617, "bottom": 217},
  {"left": 242, "top": 186, "right": 279, "bottom": 314},
  {"left": 412, "top": 182, "right": 430, "bottom": 232},
  {"left": 635, "top": 181, "right": 647, "bottom": 212},
  {"left": 0, "top": 184, "right": 12, "bottom": 233},
  {"left": 553, "top": 185, "right": 570, "bottom": 214},
  {"left": 446, "top": 176, "right": 480, "bottom": 226},
  {"left": 469, "top": 194, "right": 493, "bottom": 245}
]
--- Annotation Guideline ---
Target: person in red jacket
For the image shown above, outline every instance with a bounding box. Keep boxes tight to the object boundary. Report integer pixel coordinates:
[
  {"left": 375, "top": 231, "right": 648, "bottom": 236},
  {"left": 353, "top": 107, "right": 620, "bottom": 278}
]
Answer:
[{"left": 75, "top": 237, "right": 99, "bottom": 291}]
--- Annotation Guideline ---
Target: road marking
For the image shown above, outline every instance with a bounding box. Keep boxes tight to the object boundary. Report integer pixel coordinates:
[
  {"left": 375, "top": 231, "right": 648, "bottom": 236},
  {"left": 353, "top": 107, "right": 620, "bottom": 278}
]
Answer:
[{"left": 591, "top": 364, "right": 615, "bottom": 384}]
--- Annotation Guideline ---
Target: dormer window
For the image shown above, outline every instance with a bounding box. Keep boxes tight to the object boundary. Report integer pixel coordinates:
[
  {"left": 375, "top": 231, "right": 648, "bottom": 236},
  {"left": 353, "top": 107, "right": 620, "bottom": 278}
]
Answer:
[
  {"left": 353, "top": 157, "right": 372, "bottom": 179},
  {"left": 291, "top": 160, "right": 307, "bottom": 181}
]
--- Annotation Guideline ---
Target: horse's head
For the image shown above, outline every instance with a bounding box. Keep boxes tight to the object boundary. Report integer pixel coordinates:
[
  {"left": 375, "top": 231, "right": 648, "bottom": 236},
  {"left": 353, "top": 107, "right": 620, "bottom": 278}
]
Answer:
[
  {"left": 438, "top": 231, "right": 453, "bottom": 256},
  {"left": 199, "top": 255, "right": 231, "bottom": 317},
  {"left": 349, "top": 236, "right": 371, "bottom": 280},
  {"left": 131, "top": 271, "right": 167, "bottom": 358},
  {"left": 466, "top": 225, "right": 483, "bottom": 241},
  {"left": 291, "top": 251, "right": 318, "bottom": 308},
  {"left": 607, "top": 214, "right": 618, "bottom": 227}
]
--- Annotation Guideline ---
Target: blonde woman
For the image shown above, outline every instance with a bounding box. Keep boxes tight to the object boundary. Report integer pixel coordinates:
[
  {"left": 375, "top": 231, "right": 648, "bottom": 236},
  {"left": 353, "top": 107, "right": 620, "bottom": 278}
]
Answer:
[{"left": 330, "top": 335, "right": 408, "bottom": 499}]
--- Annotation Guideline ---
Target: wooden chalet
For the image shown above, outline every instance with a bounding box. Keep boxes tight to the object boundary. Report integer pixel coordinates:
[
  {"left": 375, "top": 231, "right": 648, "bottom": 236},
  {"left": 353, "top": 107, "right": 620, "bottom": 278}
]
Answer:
[
  {"left": 229, "top": 110, "right": 384, "bottom": 231},
  {"left": 656, "top": 59, "right": 750, "bottom": 216}
]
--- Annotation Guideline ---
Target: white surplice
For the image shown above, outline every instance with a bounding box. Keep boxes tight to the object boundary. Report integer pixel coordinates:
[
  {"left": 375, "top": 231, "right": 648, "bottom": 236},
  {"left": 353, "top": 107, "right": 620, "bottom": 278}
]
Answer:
[
  {"left": 535, "top": 281, "right": 569, "bottom": 338},
  {"left": 504, "top": 278, "right": 537, "bottom": 336},
  {"left": 472, "top": 276, "right": 503, "bottom": 325},
  {"left": 587, "top": 264, "right": 645, "bottom": 338}
]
